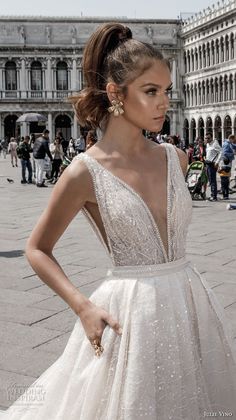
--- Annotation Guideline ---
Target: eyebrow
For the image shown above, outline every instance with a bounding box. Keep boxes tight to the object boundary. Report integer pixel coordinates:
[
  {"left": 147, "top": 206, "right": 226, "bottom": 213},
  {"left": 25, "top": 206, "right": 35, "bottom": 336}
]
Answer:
[{"left": 140, "top": 83, "right": 173, "bottom": 89}]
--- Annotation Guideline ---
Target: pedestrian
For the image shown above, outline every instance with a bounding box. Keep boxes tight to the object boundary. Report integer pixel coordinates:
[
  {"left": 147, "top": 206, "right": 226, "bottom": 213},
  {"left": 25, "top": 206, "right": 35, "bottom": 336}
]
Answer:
[
  {"left": 5, "top": 22, "right": 236, "bottom": 419},
  {"left": 49, "top": 137, "right": 64, "bottom": 183},
  {"left": 33, "top": 129, "right": 53, "bottom": 187},
  {"left": 8, "top": 137, "right": 18, "bottom": 167},
  {"left": 17, "top": 135, "right": 33, "bottom": 184},
  {"left": 1, "top": 138, "right": 8, "bottom": 159},
  {"left": 68, "top": 137, "right": 76, "bottom": 158},
  {"left": 74, "top": 133, "right": 86, "bottom": 154},
  {"left": 218, "top": 156, "right": 231, "bottom": 200},
  {"left": 187, "top": 143, "right": 194, "bottom": 164},
  {"left": 29, "top": 133, "right": 36, "bottom": 180},
  {"left": 204, "top": 132, "right": 222, "bottom": 201},
  {"left": 58, "top": 131, "right": 69, "bottom": 156}
]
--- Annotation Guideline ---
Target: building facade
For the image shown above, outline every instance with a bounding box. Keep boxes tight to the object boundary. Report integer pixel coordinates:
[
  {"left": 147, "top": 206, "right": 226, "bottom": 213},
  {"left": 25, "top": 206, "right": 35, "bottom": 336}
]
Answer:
[
  {"left": 181, "top": 0, "right": 236, "bottom": 144},
  {"left": 0, "top": 17, "right": 181, "bottom": 140}
]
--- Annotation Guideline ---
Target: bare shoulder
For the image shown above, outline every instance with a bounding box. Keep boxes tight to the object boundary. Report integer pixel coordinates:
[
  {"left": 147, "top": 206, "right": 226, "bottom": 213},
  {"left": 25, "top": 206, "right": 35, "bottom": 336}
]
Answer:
[
  {"left": 174, "top": 147, "right": 188, "bottom": 176},
  {"left": 59, "top": 156, "right": 94, "bottom": 203},
  {"left": 160, "top": 143, "right": 188, "bottom": 176}
]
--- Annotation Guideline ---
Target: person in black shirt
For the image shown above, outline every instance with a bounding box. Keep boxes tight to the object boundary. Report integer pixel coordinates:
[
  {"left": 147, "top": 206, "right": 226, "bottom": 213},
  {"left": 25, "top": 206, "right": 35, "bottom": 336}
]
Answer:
[
  {"left": 18, "top": 136, "right": 33, "bottom": 184},
  {"left": 33, "top": 129, "right": 53, "bottom": 187}
]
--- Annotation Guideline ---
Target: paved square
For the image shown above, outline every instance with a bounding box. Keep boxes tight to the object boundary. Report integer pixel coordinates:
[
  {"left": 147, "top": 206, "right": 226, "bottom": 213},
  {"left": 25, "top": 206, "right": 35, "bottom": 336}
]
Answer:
[{"left": 0, "top": 155, "right": 236, "bottom": 410}]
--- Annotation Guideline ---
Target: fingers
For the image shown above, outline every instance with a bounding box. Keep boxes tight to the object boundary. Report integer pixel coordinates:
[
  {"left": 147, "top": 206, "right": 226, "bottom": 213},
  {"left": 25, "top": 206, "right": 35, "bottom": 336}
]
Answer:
[{"left": 104, "top": 314, "right": 123, "bottom": 335}]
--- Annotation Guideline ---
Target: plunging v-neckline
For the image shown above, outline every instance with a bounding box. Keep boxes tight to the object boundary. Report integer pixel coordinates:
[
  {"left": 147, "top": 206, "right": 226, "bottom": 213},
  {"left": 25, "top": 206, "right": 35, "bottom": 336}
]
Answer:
[{"left": 84, "top": 145, "right": 170, "bottom": 262}]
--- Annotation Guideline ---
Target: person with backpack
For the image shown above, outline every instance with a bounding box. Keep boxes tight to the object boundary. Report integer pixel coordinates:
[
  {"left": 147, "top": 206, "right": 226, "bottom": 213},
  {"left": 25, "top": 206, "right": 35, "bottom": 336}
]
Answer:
[
  {"left": 17, "top": 136, "right": 33, "bottom": 184},
  {"left": 33, "top": 129, "right": 53, "bottom": 187}
]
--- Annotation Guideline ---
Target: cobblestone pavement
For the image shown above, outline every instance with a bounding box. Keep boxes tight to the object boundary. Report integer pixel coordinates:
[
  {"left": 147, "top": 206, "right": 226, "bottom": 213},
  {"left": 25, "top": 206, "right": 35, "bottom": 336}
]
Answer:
[{"left": 0, "top": 155, "right": 236, "bottom": 410}]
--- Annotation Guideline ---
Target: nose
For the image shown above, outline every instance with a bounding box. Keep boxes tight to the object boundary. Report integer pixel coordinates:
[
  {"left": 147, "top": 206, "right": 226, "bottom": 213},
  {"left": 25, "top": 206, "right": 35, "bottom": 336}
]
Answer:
[{"left": 156, "top": 92, "right": 169, "bottom": 111}]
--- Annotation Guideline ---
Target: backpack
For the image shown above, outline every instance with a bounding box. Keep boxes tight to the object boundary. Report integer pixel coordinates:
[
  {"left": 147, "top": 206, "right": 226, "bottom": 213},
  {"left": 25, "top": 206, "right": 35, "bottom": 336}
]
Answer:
[{"left": 16, "top": 144, "right": 23, "bottom": 159}]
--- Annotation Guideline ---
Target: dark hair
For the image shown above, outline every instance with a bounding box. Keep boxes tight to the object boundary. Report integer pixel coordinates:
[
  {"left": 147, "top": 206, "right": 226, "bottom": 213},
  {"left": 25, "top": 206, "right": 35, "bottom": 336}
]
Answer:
[
  {"left": 71, "top": 23, "right": 169, "bottom": 129},
  {"left": 43, "top": 129, "right": 49, "bottom": 135}
]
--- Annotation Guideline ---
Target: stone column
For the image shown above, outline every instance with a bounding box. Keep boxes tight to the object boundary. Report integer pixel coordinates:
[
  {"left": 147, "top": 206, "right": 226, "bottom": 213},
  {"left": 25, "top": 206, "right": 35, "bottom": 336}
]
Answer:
[
  {"left": 19, "top": 58, "right": 27, "bottom": 99},
  {"left": 46, "top": 58, "right": 52, "bottom": 98},
  {"left": 172, "top": 58, "right": 177, "bottom": 90},
  {"left": 71, "top": 58, "right": 77, "bottom": 91},
  {"left": 73, "top": 114, "right": 78, "bottom": 138},
  {"left": 0, "top": 113, "right": 3, "bottom": 139},
  {"left": 172, "top": 109, "right": 177, "bottom": 134},
  {"left": 20, "top": 122, "right": 28, "bottom": 137},
  {"left": 0, "top": 61, "right": 3, "bottom": 91},
  {"left": 47, "top": 112, "right": 53, "bottom": 140}
]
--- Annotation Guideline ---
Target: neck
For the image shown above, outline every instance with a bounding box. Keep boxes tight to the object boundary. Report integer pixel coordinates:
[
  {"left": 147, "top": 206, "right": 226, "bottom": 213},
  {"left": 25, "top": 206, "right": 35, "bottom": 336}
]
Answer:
[{"left": 98, "top": 116, "right": 148, "bottom": 157}]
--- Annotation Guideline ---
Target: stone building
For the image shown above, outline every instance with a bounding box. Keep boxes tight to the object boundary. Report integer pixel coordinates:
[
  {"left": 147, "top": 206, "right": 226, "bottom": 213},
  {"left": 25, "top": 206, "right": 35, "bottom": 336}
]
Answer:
[
  {"left": 0, "top": 17, "right": 181, "bottom": 140},
  {"left": 181, "top": 0, "right": 236, "bottom": 144}
]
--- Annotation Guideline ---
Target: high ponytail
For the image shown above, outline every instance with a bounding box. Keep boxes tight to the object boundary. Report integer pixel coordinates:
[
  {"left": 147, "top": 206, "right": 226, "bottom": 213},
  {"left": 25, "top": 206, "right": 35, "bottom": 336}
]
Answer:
[{"left": 70, "top": 23, "right": 166, "bottom": 129}]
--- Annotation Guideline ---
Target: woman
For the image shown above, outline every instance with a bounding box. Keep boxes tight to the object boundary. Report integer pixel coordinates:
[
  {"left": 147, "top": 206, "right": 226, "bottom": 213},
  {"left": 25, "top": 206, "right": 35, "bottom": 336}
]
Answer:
[
  {"left": 8, "top": 137, "right": 18, "bottom": 167},
  {"left": 3, "top": 23, "right": 236, "bottom": 419},
  {"left": 49, "top": 137, "right": 64, "bottom": 183}
]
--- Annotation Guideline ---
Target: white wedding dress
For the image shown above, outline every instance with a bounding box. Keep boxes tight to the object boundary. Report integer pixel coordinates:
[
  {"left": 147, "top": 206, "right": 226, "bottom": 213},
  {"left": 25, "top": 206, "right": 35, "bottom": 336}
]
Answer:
[{"left": 2, "top": 143, "right": 236, "bottom": 419}]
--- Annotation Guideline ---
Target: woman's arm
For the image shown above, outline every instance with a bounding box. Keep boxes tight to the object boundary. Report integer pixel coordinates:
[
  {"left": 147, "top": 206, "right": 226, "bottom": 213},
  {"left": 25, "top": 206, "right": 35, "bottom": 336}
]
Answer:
[{"left": 25, "top": 158, "right": 92, "bottom": 315}]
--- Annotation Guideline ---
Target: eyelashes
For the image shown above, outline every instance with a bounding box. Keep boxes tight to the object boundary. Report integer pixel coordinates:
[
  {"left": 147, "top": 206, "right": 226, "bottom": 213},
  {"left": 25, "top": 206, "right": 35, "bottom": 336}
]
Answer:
[{"left": 145, "top": 88, "right": 172, "bottom": 96}]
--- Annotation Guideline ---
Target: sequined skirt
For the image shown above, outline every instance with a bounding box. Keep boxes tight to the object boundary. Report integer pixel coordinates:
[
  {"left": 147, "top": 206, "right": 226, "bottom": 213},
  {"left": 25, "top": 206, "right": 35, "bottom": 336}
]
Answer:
[{"left": 3, "top": 259, "right": 236, "bottom": 420}]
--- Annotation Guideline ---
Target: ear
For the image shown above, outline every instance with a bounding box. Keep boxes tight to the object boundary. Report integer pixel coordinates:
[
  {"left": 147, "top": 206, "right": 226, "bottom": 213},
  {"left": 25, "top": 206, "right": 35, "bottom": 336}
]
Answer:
[{"left": 106, "top": 82, "right": 124, "bottom": 103}]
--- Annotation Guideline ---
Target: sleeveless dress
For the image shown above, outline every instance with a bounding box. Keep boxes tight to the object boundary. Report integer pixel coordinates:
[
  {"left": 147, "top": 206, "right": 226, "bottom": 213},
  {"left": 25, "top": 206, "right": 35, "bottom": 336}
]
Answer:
[{"left": 2, "top": 143, "right": 236, "bottom": 420}]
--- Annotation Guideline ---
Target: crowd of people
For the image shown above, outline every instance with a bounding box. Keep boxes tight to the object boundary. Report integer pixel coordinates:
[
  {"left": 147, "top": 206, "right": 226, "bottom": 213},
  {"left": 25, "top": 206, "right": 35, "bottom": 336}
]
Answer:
[
  {"left": 1, "top": 130, "right": 236, "bottom": 200},
  {"left": 0, "top": 129, "right": 97, "bottom": 187}
]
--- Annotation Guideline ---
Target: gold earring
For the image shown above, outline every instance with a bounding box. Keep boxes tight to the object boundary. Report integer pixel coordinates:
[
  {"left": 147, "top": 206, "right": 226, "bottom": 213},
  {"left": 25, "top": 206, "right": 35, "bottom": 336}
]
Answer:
[{"left": 108, "top": 100, "right": 124, "bottom": 117}]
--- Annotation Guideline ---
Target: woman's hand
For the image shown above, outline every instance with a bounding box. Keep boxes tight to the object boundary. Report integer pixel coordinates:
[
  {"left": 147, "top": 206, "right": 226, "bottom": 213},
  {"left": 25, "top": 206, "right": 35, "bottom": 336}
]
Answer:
[{"left": 78, "top": 300, "right": 122, "bottom": 354}]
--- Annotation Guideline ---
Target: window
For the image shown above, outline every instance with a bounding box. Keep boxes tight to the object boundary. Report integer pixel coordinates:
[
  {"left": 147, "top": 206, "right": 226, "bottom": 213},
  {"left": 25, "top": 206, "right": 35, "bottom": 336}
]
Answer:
[
  {"left": 31, "top": 61, "right": 42, "bottom": 90},
  {"left": 56, "top": 61, "right": 68, "bottom": 90},
  {"left": 5, "top": 61, "right": 17, "bottom": 90}
]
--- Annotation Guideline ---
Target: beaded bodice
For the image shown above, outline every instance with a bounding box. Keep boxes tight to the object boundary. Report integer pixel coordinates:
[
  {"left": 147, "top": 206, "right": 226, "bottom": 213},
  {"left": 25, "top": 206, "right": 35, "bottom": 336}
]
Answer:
[{"left": 75, "top": 143, "right": 192, "bottom": 266}]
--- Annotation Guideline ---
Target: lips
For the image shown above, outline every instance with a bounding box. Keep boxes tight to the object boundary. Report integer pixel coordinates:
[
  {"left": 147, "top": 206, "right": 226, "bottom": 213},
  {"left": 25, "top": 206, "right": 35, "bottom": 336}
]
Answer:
[{"left": 154, "top": 116, "right": 165, "bottom": 121}]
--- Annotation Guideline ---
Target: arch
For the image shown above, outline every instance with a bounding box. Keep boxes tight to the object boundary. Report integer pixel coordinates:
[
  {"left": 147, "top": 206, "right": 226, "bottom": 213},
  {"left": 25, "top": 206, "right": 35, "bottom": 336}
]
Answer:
[
  {"left": 190, "top": 118, "right": 196, "bottom": 142},
  {"left": 184, "top": 52, "right": 187, "bottom": 73},
  {"left": 202, "top": 43, "right": 206, "bottom": 67},
  {"left": 198, "top": 117, "right": 204, "bottom": 138},
  {"left": 210, "top": 78, "right": 214, "bottom": 103},
  {"left": 31, "top": 60, "right": 42, "bottom": 94},
  {"left": 206, "top": 42, "right": 210, "bottom": 66},
  {"left": 56, "top": 61, "right": 68, "bottom": 91},
  {"left": 54, "top": 113, "right": 72, "bottom": 139},
  {"left": 229, "top": 74, "right": 234, "bottom": 100},
  {"left": 220, "top": 36, "right": 224, "bottom": 62},
  {"left": 224, "top": 115, "right": 232, "bottom": 139},
  {"left": 225, "top": 34, "right": 230, "bottom": 61},
  {"left": 214, "top": 116, "right": 222, "bottom": 143},
  {"left": 215, "top": 39, "right": 220, "bottom": 64},
  {"left": 219, "top": 76, "right": 223, "bottom": 102},
  {"left": 211, "top": 39, "right": 215, "bottom": 65},
  {"left": 183, "top": 118, "right": 189, "bottom": 146},
  {"left": 202, "top": 80, "right": 206, "bottom": 105},
  {"left": 230, "top": 33, "right": 234, "bottom": 59},
  {"left": 215, "top": 77, "right": 219, "bottom": 102},
  {"left": 5, "top": 61, "right": 17, "bottom": 93},
  {"left": 4, "top": 114, "right": 19, "bottom": 139},
  {"left": 206, "top": 116, "right": 213, "bottom": 133},
  {"left": 194, "top": 47, "right": 198, "bottom": 70}
]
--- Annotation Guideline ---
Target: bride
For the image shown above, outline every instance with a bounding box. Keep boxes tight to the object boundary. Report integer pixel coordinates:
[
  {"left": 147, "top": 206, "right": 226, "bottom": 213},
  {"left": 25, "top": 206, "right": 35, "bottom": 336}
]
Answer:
[{"left": 2, "top": 22, "right": 236, "bottom": 419}]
